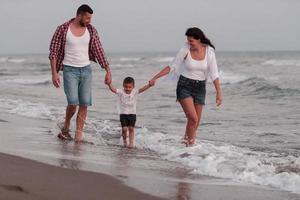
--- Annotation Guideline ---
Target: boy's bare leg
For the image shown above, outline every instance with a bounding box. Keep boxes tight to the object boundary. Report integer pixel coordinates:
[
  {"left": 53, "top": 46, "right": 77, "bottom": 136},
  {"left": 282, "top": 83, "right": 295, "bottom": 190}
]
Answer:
[
  {"left": 128, "top": 126, "right": 134, "bottom": 148},
  {"left": 75, "top": 106, "right": 87, "bottom": 142},
  {"left": 121, "top": 127, "right": 128, "bottom": 147}
]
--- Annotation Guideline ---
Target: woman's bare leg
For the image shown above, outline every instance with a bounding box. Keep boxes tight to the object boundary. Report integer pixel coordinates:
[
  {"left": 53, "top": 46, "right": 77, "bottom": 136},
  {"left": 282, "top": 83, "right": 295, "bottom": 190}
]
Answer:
[
  {"left": 179, "top": 97, "right": 198, "bottom": 146},
  {"left": 194, "top": 104, "right": 204, "bottom": 129}
]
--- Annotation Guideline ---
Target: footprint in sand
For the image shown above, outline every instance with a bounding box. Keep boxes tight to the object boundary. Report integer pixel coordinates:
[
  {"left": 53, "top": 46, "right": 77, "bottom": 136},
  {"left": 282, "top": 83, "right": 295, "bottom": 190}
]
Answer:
[{"left": 0, "top": 184, "right": 26, "bottom": 193}]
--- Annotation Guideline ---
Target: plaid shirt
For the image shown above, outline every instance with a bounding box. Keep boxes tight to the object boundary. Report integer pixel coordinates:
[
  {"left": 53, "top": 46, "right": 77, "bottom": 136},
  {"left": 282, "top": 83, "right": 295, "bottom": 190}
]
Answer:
[{"left": 49, "top": 19, "right": 109, "bottom": 72}]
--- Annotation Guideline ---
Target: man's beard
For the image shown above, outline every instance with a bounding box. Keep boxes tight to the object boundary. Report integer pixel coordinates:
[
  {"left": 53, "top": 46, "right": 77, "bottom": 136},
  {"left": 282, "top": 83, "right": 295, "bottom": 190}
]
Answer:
[{"left": 79, "top": 20, "right": 86, "bottom": 27}]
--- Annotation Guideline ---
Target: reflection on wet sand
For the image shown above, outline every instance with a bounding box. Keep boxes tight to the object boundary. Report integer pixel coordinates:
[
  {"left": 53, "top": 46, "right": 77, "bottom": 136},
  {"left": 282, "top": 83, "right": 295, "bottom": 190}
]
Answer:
[
  {"left": 58, "top": 141, "right": 82, "bottom": 170},
  {"left": 176, "top": 181, "right": 191, "bottom": 200}
]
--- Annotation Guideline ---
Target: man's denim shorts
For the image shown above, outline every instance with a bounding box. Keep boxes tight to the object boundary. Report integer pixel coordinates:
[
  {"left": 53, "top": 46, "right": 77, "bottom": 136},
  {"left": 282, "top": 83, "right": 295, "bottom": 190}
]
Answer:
[
  {"left": 176, "top": 75, "right": 206, "bottom": 105},
  {"left": 63, "top": 65, "right": 92, "bottom": 106}
]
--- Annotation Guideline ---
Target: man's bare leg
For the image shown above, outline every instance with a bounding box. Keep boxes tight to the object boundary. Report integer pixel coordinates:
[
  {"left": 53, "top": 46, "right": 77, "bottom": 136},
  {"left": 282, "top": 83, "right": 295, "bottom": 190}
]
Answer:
[
  {"left": 75, "top": 106, "right": 87, "bottom": 142},
  {"left": 63, "top": 105, "right": 77, "bottom": 131},
  {"left": 58, "top": 105, "right": 77, "bottom": 140}
]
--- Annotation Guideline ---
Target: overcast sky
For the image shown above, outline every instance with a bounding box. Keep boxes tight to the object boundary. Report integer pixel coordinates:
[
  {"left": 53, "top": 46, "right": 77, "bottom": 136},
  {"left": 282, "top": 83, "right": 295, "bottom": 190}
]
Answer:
[{"left": 0, "top": 0, "right": 300, "bottom": 54}]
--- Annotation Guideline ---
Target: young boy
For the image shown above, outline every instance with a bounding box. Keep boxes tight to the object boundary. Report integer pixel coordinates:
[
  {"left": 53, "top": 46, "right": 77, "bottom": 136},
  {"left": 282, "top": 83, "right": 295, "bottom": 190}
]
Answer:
[{"left": 108, "top": 77, "right": 152, "bottom": 148}]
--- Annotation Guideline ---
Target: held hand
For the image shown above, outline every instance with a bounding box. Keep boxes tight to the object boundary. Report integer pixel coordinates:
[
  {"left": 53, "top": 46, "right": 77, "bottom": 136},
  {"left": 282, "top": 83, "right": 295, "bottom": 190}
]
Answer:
[
  {"left": 52, "top": 73, "right": 60, "bottom": 88},
  {"left": 105, "top": 72, "right": 112, "bottom": 85},
  {"left": 149, "top": 79, "right": 156, "bottom": 87},
  {"left": 216, "top": 92, "right": 222, "bottom": 107}
]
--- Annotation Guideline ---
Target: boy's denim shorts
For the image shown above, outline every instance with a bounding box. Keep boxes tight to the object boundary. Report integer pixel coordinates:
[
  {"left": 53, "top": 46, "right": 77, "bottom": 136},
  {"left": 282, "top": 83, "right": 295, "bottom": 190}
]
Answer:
[
  {"left": 176, "top": 75, "right": 206, "bottom": 105},
  {"left": 63, "top": 65, "right": 92, "bottom": 106}
]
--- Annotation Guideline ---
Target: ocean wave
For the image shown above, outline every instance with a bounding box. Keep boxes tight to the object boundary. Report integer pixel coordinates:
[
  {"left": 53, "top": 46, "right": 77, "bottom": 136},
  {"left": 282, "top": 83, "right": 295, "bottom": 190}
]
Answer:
[
  {"left": 262, "top": 59, "right": 300, "bottom": 67},
  {"left": 153, "top": 57, "right": 174, "bottom": 63},
  {"left": 237, "top": 77, "right": 300, "bottom": 98},
  {"left": 219, "top": 71, "right": 248, "bottom": 84},
  {"left": 110, "top": 64, "right": 136, "bottom": 68},
  {"left": 120, "top": 57, "right": 143, "bottom": 62},
  {"left": 2, "top": 77, "right": 52, "bottom": 85},
  {"left": 0, "top": 57, "right": 8, "bottom": 63},
  {"left": 7, "top": 58, "right": 27, "bottom": 63},
  {"left": 0, "top": 98, "right": 62, "bottom": 120},
  {"left": 133, "top": 129, "right": 300, "bottom": 194}
]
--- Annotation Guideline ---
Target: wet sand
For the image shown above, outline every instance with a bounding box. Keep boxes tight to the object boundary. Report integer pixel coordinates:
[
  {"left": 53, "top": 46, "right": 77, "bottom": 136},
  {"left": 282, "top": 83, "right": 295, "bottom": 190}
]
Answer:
[
  {"left": 0, "top": 152, "right": 166, "bottom": 200},
  {"left": 1, "top": 152, "right": 299, "bottom": 200}
]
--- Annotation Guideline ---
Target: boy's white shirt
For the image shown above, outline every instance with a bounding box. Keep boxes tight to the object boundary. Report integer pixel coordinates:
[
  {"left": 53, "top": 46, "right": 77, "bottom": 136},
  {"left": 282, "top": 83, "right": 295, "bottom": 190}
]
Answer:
[{"left": 116, "top": 89, "right": 139, "bottom": 115}]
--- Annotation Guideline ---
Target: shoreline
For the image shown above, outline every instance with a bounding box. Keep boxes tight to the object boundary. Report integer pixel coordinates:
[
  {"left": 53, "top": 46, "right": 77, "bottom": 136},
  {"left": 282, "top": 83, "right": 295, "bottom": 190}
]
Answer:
[
  {"left": 0, "top": 111, "right": 299, "bottom": 199},
  {"left": 0, "top": 152, "right": 166, "bottom": 200},
  {"left": 2, "top": 151, "right": 300, "bottom": 200}
]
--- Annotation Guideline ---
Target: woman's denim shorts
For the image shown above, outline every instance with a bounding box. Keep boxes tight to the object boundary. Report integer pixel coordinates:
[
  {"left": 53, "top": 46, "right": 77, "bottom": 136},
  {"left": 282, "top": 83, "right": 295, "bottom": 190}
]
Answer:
[
  {"left": 176, "top": 75, "right": 206, "bottom": 105},
  {"left": 63, "top": 65, "right": 92, "bottom": 106}
]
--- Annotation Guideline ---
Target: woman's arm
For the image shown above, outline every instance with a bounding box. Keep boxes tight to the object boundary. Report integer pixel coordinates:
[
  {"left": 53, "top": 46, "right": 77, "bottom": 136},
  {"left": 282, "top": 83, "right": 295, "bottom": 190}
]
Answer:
[
  {"left": 213, "top": 78, "right": 222, "bottom": 107},
  {"left": 149, "top": 66, "right": 171, "bottom": 85}
]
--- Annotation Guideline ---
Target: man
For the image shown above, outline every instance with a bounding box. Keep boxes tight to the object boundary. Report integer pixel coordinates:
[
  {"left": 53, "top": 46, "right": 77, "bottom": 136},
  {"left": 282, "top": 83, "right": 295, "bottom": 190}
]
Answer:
[{"left": 49, "top": 4, "right": 111, "bottom": 142}]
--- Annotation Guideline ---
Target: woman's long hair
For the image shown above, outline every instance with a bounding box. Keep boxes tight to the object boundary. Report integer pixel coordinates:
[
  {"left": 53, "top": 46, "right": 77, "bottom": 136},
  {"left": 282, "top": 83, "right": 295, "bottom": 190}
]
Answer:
[{"left": 185, "top": 27, "right": 215, "bottom": 49}]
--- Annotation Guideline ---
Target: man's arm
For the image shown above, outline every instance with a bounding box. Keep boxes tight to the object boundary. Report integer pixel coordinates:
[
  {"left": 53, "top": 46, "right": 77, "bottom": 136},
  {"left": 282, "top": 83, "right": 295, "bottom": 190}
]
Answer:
[
  {"left": 49, "top": 25, "right": 64, "bottom": 88},
  {"left": 108, "top": 83, "right": 117, "bottom": 94},
  {"left": 104, "top": 65, "right": 112, "bottom": 85},
  {"left": 50, "top": 58, "right": 60, "bottom": 88}
]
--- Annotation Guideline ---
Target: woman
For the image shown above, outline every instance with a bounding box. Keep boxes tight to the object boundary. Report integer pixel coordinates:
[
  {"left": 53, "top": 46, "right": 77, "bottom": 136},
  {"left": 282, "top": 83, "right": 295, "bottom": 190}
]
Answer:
[{"left": 149, "top": 27, "right": 222, "bottom": 146}]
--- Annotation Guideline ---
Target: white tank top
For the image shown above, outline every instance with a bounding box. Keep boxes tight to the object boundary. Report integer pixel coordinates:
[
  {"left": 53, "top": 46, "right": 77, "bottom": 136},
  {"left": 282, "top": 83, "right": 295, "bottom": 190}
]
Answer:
[
  {"left": 63, "top": 27, "right": 90, "bottom": 67},
  {"left": 181, "top": 47, "right": 208, "bottom": 81}
]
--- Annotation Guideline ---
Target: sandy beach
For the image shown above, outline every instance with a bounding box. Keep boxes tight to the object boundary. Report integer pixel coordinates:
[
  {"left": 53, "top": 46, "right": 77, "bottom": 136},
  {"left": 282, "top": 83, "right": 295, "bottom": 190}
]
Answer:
[{"left": 0, "top": 152, "right": 167, "bottom": 200}]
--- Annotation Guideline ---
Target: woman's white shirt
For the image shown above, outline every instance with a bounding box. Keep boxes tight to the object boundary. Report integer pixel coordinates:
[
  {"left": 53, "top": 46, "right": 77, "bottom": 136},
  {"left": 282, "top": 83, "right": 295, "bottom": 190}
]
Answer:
[{"left": 169, "top": 43, "right": 219, "bottom": 81}]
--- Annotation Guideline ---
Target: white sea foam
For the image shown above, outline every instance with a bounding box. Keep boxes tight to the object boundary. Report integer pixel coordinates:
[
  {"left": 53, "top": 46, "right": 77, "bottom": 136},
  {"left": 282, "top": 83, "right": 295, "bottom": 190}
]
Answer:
[
  {"left": 134, "top": 128, "right": 300, "bottom": 194},
  {"left": 0, "top": 57, "right": 8, "bottom": 63},
  {"left": 2, "top": 77, "right": 51, "bottom": 85},
  {"left": 0, "top": 98, "right": 62, "bottom": 120},
  {"left": 120, "top": 57, "right": 142, "bottom": 62},
  {"left": 262, "top": 59, "right": 300, "bottom": 67},
  {"left": 153, "top": 57, "right": 174, "bottom": 63},
  {"left": 110, "top": 64, "right": 135, "bottom": 68},
  {"left": 8, "top": 58, "right": 27, "bottom": 63},
  {"left": 219, "top": 71, "right": 248, "bottom": 84}
]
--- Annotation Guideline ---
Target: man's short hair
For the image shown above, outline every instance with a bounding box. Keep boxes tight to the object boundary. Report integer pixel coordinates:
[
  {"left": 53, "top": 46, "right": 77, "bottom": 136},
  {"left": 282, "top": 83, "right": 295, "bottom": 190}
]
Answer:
[{"left": 77, "top": 4, "right": 93, "bottom": 15}]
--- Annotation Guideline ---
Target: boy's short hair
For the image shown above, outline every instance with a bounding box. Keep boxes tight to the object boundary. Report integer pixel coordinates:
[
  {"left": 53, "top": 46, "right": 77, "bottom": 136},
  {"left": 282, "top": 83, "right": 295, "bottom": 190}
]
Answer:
[
  {"left": 123, "top": 77, "right": 135, "bottom": 86},
  {"left": 77, "top": 4, "right": 93, "bottom": 15}
]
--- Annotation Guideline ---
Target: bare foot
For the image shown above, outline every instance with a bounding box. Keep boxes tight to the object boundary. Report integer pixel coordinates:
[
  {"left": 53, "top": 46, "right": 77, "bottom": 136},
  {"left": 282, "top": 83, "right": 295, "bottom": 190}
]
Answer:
[
  {"left": 182, "top": 138, "right": 195, "bottom": 147},
  {"left": 123, "top": 140, "right": 128, "bottom": 147},
  {"left": 128, "top": 143, "right": 134, "bottom": 149},
  {"left": 57, "top": 128, "right": 72, "bottom": 140},
  {"left": 75, "top": 130, "right": 84, "bottom": 142},
  {"left": 187, "top": 138, "right": 195, "bottom": 147}
]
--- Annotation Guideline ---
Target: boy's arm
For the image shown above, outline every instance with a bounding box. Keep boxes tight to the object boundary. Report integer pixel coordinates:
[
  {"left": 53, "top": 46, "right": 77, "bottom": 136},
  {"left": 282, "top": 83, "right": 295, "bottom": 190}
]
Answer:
[
  {"left": 138, "top": 83, "right": 152, "bottom": 94},
  {"left": 108, "top": 83, "right": 117, "bottom": 94}
]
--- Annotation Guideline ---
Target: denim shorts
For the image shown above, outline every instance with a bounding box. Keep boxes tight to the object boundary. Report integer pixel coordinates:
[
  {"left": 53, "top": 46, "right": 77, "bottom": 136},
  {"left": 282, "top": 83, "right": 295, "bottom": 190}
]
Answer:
[
  {"left": 63, "top": 65, "right": 92, "bottom": 106},
  {"left": 176, "top": 75, "right": 206, "bottom": 105}
]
